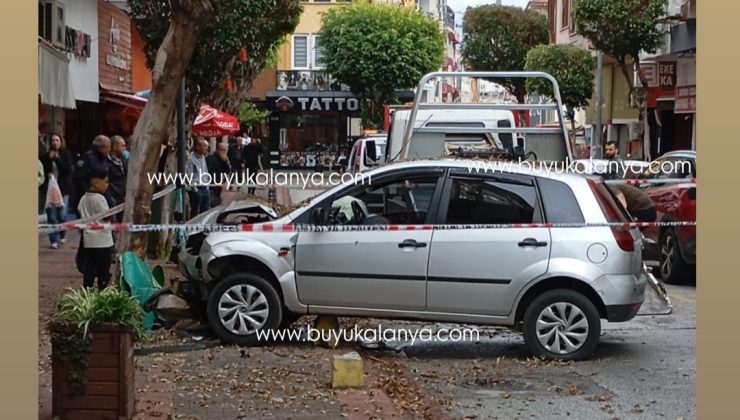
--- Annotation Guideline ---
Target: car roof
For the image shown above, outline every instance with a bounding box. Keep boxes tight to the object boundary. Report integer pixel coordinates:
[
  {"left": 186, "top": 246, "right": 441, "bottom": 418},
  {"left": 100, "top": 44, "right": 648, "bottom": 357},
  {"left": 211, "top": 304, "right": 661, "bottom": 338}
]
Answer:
[
  {"left": 364, "top": 158, "right": 591, "bottom": 183},
  {"left": 660, "top": 150, "right": 696, "bottom": 159}
]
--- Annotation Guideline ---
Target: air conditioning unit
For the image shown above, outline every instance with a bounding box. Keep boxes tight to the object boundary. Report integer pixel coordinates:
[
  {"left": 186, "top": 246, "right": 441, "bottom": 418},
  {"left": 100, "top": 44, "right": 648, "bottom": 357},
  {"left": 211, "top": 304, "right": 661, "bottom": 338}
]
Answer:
[{"left": 39, "top": 0, "right": 65, "bottom": 49}]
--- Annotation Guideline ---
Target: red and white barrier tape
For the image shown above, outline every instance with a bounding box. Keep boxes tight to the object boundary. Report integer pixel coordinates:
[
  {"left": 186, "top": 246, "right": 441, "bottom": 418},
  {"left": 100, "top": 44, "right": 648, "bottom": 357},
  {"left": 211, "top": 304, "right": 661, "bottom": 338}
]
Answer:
[
  {"left": 39, "top": 220, "right": 696, "bottom": 234},
  {"left": 604, "top": 178, "right": 696, "bottom": 185}
]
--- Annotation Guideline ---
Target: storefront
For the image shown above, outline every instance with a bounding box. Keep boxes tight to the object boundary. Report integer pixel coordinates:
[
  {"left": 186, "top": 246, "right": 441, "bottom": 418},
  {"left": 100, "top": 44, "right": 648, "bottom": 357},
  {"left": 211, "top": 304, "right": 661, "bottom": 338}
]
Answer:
[
  {"left": 97, "top": 0, "right": 138, "bottom": 139},
  {"left": 265, "top": 91, "right": 362, "bottom": 169},
  {"left": 643, "top": 14, "right": 696, "bottom": 157}
]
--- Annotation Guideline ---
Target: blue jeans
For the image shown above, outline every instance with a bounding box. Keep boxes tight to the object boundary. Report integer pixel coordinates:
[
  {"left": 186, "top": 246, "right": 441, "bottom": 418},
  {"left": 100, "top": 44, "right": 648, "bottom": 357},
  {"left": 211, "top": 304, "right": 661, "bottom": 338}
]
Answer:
[
  {"left": 46, "top": 195, "right": 69, "bottom": 244},
  {"left": 188, "top": 187, "right": 211, "bottom": 217}
]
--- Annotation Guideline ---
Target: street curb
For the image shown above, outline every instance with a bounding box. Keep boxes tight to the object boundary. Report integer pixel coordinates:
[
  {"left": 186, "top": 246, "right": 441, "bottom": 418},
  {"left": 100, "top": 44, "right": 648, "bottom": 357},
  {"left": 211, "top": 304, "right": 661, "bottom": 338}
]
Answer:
[{"left": 134, "top": 339, "right": 222, "bottom": 356}]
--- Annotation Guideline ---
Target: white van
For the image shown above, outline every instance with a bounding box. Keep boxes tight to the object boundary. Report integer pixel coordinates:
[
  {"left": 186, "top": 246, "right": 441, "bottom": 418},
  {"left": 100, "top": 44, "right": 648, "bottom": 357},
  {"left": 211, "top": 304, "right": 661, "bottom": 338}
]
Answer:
[{"left": 347, "top": 134, "right": 388, "bottom": 174}]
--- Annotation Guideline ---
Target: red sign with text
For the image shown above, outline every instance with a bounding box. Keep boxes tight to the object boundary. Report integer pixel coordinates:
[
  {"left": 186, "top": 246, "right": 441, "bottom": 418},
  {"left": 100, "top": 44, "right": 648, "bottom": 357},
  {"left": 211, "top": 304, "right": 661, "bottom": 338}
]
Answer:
[
  {"left": 675, "top": 85, "right": 696, "bottom": 114},
  {"left": 659, "top": 62, "right": 676, "bottom": 89}
]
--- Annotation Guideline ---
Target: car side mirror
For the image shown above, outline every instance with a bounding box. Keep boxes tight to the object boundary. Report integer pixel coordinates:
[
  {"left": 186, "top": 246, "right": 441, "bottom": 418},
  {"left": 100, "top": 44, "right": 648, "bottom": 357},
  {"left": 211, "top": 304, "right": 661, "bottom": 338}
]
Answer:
[{"left": 310, "top": 207, "right": 324, "bottom": 225}]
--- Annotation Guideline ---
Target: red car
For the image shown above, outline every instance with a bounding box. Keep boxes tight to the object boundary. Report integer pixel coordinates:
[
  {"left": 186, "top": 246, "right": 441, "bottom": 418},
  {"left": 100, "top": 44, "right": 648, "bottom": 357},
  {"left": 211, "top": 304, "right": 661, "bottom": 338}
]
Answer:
[{"left": 637, "top": 150, "right": 696, "bottom": 284}]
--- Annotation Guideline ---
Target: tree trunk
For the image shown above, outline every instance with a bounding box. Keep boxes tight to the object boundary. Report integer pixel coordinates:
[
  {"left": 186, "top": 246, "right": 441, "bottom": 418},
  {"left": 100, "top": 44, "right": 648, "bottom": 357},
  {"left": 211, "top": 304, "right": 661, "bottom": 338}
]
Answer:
[{"left": 121, "top": 0, "right": 218, "bottom": 255}]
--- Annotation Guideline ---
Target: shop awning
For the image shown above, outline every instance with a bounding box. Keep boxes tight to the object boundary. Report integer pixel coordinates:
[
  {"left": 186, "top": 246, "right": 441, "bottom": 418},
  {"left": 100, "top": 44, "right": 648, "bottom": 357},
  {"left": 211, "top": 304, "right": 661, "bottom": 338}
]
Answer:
[
  {"left": 38, "top": 38, "right": 76, "bottom": 109},
  {"left": 100, "top": 88, "right": 149, "bottom": 110}
]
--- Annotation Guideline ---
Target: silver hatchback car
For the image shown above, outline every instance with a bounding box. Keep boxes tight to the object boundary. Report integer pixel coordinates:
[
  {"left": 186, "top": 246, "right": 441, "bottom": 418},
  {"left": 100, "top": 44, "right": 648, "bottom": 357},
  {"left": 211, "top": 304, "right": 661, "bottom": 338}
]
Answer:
[{"left": 198, "top": 159, "right": 646, "bottom": 360}]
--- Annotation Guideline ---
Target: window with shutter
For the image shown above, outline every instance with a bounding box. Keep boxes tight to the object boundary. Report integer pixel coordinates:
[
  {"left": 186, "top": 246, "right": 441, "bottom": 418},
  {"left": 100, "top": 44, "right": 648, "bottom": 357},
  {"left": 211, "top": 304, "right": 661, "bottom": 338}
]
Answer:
[
  {"left": 313, "top": 36, "right": 325, "bottom": 69},
  {"left": 293, "top": 35, "right": 308, "bottom": 69}
]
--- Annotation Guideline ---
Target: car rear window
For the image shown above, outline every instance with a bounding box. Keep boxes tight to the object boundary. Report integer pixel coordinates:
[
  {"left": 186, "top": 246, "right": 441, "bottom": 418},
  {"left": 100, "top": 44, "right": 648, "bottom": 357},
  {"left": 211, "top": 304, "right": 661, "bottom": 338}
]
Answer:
[
  {"left": 589, "top": 179, "right": 630, "bottom": 222},
  {"left": 537, "top": 178, "right": 584, "bottom": 224}
]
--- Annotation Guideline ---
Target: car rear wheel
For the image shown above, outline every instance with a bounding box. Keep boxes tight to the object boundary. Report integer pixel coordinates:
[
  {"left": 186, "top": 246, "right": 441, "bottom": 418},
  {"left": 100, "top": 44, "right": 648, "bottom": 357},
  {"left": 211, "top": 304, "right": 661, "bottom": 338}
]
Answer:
[
  {"left": 207, "top": 273, "right": 282, "bottom": 346},
  {"left": 522, "top": 289, "right": 600, "bottom": 361},
  {"left": 658, "top": 229, "right": 692, "bottom": 285}
]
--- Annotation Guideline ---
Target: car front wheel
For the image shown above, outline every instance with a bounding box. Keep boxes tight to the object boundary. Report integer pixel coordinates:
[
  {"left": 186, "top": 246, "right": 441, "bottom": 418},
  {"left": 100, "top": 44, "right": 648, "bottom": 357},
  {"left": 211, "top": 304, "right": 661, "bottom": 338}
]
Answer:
[
  {"left": 522, "top": 289, "right": 601, "bottom": 361},
  {"left": 206, "top": 273, "right": 283, "bottom": 346}
]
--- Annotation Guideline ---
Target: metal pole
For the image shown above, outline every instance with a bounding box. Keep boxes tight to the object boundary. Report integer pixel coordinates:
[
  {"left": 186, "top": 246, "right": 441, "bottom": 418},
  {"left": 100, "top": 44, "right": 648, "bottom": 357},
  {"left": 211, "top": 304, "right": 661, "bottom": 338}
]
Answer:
[
  {"left": 177, "top": 79, "right": 186, "bottom": 222},
  {"left": 593, "top": 52, "right": 603, "bottom": 159}
]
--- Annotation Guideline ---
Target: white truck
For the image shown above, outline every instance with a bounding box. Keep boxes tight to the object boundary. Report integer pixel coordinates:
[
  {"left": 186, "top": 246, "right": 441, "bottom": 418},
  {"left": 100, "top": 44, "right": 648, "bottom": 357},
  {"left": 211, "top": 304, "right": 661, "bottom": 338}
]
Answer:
[{"left": 385, "top": 71, "right": 574, "bottom": 164}]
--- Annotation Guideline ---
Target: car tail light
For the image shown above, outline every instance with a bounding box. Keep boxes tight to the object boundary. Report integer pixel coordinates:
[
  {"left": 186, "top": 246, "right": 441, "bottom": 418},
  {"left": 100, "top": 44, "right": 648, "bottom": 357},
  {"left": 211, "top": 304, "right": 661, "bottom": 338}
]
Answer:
[{"left": 587, "top": 179, "right": 635, "bottom": 252}]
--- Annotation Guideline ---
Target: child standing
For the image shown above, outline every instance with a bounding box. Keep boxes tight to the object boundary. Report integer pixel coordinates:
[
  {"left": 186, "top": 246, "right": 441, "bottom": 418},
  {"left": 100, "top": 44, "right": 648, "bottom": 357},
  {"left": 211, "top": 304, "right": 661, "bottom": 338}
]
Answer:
[{"left": 77, "top": 171, "right": 114, "bottom": 289}]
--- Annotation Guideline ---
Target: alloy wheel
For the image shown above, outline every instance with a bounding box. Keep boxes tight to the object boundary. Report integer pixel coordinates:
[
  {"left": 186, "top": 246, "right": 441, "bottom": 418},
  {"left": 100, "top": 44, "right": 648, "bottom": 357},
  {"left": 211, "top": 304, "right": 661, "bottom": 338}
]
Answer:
[
  {"left": 535, "top": 302, "right": 589, "bottom": 355},
  {"left": 661, "top": 234, "right": 675, "bottom": 279},
  {"left": 217, "top": 284, "right": 270, "bottom": 335}
]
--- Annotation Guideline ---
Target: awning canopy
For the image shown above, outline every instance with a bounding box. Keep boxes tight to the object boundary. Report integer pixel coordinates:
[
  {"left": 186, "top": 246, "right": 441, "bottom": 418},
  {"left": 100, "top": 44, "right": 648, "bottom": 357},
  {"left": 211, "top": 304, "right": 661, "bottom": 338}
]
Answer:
[
  {"left": 100, "top": 88, "right": 148, "bottom": 110},
  {"left": 38, "top": 38, "right": 76, "bottom": 109}
]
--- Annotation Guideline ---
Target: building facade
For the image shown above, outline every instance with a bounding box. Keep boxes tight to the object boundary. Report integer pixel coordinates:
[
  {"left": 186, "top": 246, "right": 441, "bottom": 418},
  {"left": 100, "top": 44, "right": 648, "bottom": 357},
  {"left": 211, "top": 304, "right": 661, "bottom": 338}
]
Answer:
[
  {"left": 263, "top": 0, "right": 359, "bottom": 169},
  {"left": 38, "top": 0, "right": 99, "bottom": 153},
  {"left": 548, "top": 0, "right": 640, "bottom": 158},
  {"left": 38, "top": 0, "right": 152, "bottom": 155},
  {"left": 638, "top": 0, "right": 696, "bottom": 155}
]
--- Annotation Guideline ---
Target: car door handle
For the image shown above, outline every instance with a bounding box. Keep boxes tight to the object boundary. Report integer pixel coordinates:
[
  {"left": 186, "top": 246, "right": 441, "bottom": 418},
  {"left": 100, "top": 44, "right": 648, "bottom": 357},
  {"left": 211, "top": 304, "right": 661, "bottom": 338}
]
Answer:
[
  {"left": 518, "top": 238, "right": 548, "bottom": 248},
  {"left": 398, "top": 239, "right": 427, "bottom": 248}
]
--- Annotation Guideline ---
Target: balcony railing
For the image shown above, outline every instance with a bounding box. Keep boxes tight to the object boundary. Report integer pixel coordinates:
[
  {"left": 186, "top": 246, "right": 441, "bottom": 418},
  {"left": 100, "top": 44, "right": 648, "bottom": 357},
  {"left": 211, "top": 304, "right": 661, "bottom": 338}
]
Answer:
[{"left": 276, "top": 70, "right": 350, "bottom": 92}]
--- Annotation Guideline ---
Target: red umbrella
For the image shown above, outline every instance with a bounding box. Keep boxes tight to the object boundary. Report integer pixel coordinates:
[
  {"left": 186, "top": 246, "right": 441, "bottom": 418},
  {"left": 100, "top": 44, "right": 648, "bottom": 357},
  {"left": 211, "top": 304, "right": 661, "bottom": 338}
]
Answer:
[{"left": 192, "top": 104, "right": 240, "bottom": 137}]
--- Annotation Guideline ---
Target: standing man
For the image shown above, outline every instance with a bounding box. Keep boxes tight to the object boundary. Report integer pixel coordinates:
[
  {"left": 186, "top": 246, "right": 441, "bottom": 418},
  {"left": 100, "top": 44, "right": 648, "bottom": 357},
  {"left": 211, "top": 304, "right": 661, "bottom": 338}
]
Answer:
[
  {"left": 74, "top": 135, "right": 113, "bottom": 211},
  {"left": 228, "top": 136, "right": 246, "bottom": 175},
  {"left": 243, "top": 137, "right": 263, "bottom": 195},
  {"left": 206, "top": 142, "right": 232, "bottom": 207},
  {"left": 186, "top": 138, "right": 211, "bottom": 217},
  {"left": 603, "top": 140, "right": 625, "bottom": 180},
  {"left": 108, "top": 136, "right": 128, "bottom": 216}
]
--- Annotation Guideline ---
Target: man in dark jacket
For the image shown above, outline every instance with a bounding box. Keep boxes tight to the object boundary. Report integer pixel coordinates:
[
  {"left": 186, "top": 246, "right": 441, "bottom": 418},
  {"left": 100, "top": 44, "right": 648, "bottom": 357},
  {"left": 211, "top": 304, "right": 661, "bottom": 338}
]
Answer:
[
  {"left": 108, "top": 135, "right": 128, "bottom": 221},
  {"left": 228, "top": 136, "right": 246, "bottom": 174},
  {"left": 74, "top": 135, "right": 113, "bottom": 212},
  {"left": 609, "top": 183, "right": 657, "bottom": 223},
  {"left": 206, "top": 142, "right": 232, "bottom": 206},
  {"left": 242, "top": 137, "right": 263, "bottom": 195}
]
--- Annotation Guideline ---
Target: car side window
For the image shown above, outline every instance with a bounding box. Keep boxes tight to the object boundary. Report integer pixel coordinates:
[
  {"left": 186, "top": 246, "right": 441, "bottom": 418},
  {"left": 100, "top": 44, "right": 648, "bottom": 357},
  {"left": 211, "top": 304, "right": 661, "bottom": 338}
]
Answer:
[
  {"left": 444, "top": 177, "right": 540, "bottom": 224},
  {"left": 665, "top": 158, "right": 694, "bottom": 179},
  {"left": 640, "top": 159, "right": 665, "bottom": 180},
  {"left": 328, "top": 175, "right": 440, "bottom": 225}
]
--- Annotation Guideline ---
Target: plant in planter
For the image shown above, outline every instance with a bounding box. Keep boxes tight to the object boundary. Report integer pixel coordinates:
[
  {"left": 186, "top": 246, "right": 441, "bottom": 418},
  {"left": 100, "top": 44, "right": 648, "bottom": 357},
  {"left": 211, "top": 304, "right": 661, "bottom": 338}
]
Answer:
[{"left": 47, "top": 287, "right": 146, "bottom": 420}]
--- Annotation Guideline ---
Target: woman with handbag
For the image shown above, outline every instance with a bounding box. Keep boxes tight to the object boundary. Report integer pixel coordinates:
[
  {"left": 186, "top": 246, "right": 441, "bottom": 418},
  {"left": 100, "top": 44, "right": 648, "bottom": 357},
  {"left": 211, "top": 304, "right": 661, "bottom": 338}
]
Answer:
[{"left": 40, "top": 133, "right": 74, "bottom": 248}]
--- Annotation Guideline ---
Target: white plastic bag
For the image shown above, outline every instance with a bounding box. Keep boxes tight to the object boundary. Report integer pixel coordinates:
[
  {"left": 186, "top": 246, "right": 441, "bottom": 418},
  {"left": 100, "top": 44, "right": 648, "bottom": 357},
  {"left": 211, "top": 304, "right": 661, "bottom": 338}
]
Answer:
[{"left": 45, "top": 175, "right": 65, "bottom": 209}]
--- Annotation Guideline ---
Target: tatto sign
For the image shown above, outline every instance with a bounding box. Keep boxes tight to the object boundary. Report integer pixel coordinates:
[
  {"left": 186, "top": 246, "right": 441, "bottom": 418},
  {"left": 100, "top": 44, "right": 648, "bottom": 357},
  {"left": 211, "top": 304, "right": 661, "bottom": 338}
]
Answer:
[{"left": 273, "top": 95, "right": 360, "bottom": 112}]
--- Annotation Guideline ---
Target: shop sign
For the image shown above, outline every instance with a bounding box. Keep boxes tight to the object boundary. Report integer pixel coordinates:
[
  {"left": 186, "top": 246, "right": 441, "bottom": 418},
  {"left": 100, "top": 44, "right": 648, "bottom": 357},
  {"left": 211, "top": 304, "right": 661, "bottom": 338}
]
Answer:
[
  {"left": 639, "top": 62, "right": 658, "bottom": 87},
  {"left": 106, "top": 18, "right": 129, "bottom": 71},
  {"left": 659, "top": 62, "right": 676, "bottom": 89},
  {"left": 675, "top": 85, "right": 696, "bottom": 114},
  {"left": 273, "top": 95, "right": 359, "bottom": 112},
  {"left": 296, "top": 97, "right": 359, "bottom": 112}
]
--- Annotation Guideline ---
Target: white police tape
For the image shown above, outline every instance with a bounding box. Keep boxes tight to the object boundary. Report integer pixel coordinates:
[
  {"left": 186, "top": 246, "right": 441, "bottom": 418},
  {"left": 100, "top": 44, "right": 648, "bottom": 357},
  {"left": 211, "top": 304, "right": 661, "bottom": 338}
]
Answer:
[{"left": 38, "top": 220, "right": 696, "bottom": 234}]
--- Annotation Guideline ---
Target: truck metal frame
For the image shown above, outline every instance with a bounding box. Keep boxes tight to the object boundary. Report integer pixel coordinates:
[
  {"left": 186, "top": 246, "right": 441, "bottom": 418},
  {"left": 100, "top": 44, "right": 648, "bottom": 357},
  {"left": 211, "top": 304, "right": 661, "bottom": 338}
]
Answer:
[{"left": 397, "top": 71, "right": 574, "bottom": 163}]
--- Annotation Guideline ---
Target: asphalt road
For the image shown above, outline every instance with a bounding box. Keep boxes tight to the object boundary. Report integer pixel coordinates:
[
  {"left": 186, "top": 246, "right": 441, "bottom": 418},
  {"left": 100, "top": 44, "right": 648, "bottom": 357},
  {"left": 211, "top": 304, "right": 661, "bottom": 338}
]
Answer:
[{"left": 383, "top": 283, "right": 696, "bottom": 419}]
